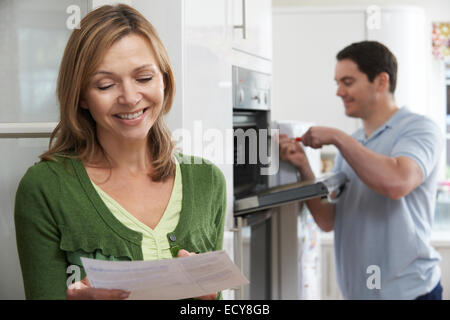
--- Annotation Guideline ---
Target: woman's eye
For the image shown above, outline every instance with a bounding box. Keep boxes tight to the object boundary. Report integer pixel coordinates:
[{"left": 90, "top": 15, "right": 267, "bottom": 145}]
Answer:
[
  {"left": 97, "top": 84, "right": 114, "bottom": 91},
  {"left": 137, "top": 77, "right": 153, "bottom": 83}
]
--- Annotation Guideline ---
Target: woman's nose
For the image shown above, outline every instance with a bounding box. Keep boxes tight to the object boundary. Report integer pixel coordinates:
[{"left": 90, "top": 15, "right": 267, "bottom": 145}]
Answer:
[{"left": 117, "top": 81, "right": 142, "bottom": 106}]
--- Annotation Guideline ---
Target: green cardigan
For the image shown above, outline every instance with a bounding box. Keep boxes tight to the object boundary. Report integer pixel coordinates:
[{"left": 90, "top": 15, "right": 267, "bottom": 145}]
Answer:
[{"left": 14, "top": 153, "right": 227, "bottom": 300}]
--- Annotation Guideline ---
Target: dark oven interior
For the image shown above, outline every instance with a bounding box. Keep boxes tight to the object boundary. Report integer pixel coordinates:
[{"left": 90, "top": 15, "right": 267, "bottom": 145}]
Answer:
[{"left": 233, "top": 110, "right": 270, "bottom": 199}]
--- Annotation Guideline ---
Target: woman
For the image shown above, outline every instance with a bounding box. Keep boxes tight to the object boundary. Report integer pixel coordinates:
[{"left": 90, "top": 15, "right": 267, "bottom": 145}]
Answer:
[{"left": 14, "top": 4, "right": 226, "bottom": 300}]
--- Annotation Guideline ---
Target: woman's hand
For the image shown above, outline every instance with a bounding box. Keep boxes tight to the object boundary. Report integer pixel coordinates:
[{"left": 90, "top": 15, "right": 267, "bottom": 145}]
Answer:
[
  {"left": 177, "top": 249, "right": 218, "bottom": 300},
  {"left": 66, "top": 276, "right": 130, "bottom": 300}
]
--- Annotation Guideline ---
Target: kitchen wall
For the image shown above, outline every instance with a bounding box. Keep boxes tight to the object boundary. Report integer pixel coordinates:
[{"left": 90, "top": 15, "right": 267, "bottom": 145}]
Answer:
[{"left": 273, "top": 0, "right": 450, "bottom": 137}]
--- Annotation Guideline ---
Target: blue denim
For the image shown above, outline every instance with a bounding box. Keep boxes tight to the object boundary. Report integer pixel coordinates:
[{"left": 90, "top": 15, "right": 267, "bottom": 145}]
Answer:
[{"left": 415, "top": 281, "right": 443, "bottom": 300}]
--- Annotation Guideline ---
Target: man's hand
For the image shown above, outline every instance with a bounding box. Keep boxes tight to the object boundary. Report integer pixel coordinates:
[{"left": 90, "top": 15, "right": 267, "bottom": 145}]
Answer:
[
  {"left": 279, "top": 134, "right": 309, "bottom": 169},
  {"left": 177, "top": 249, "right": 218, "bottom": 300},
  {"left": 66, "top": 276, "right": 130, "bottom": 300},
  {"left": 301, "top": 127, "right": 341, "bottom": 149}
]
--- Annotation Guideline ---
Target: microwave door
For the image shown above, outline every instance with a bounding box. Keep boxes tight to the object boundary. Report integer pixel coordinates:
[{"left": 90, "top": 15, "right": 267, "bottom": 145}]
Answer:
[{"left": 234, "top": 172, "right": 348, "bottom": 216}]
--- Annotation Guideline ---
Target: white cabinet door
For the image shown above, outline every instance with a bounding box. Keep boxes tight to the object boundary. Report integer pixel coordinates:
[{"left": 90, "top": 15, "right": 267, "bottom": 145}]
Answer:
[
  {"left": 183, "top": 0, "right": 234, "bottom": 232},
  {"left": 0, "top": 0, "right": 89, "bottom": 299},
  {"left": 0, "top": 138, "right": 50, "bottom": 300},
  {"left": 272, "top": 10, "right": 364, "bottom": 143},
  {"left": 134, "top": 0, "right": 235, "bottom": 248},
  {"left": 0, "top": 0, "right": 88, "bottom": 123},
  {"left": 232, "top": 0, "right": 272, "bottom": 60}
]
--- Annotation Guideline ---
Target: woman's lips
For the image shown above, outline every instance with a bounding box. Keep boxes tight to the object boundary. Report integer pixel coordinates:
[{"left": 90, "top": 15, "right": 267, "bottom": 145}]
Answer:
[{"left": 113, "top": 107, "right": 149, "bottom": 125}]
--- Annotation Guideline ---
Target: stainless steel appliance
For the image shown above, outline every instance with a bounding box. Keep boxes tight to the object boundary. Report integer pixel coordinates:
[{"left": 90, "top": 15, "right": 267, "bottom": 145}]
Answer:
[{"left": 232, "top": 66, "right": 273, "bottom": 299}]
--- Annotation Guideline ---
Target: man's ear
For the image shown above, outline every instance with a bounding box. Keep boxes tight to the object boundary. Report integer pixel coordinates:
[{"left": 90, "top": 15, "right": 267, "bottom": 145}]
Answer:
[{"left": 375, "top": 72, "right": 390, "bottom": 92}]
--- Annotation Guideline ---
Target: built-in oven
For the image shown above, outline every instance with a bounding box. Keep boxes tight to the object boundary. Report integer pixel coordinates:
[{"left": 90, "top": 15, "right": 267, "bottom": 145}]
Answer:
[{"left": 232, "top": 66, "right": 273, "bottom": 299}]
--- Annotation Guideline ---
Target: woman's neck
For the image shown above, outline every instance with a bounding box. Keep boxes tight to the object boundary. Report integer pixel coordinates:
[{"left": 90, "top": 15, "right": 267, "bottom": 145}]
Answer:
[{"left": 91, "top": 131, "right": 153, "bottom": 176}]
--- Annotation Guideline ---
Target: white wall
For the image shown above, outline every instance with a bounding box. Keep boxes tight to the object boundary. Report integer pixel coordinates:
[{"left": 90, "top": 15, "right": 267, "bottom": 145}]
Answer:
[{"left": 273, "top": 0, "right": 449, "bottom": 132}]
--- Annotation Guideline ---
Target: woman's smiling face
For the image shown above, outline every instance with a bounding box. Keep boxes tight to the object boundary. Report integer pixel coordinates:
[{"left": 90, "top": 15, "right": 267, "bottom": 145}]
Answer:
[{"left": 81, "top": 33, "right": 165, "bottom": 143}]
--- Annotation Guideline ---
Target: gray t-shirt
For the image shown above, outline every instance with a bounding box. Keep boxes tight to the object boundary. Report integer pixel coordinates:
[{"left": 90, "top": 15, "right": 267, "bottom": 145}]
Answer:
[{"left": 332, "top": 107, "right": 444, "bottom": 299}]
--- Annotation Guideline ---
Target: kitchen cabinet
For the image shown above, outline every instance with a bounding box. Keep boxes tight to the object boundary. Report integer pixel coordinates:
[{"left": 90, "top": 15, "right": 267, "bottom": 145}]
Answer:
[
  {"left": 232, "top": 0, "right": 272, "bottom": 60},
  {"left": 0, "top": 138, "right": 50, "bottom": 300},
  {"left": 133, "top": 0, "right": 234, "bottom": 228},
  {"left": 133, "top": 0, "right": 235, "bottom": 298},
  {"left": 0, "top": 0, "right": 89, "bottom": 124},
  {"left": 0, "top": 0, "right": 89, "bottom": 300}
]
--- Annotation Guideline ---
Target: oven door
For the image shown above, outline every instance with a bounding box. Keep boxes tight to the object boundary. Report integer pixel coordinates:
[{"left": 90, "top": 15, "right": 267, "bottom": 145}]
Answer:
[
  {"left": 234, "top": 210, "right": 272, "bottom": 300},
  {"left": 234, "top": 172, "right": 348, "bottom": 216}
]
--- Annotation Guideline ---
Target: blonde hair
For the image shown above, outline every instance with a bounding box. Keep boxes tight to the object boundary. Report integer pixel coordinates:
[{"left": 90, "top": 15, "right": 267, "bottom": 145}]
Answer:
[{"left": 41, "top": 4, "right": 175, "bottom": 181}]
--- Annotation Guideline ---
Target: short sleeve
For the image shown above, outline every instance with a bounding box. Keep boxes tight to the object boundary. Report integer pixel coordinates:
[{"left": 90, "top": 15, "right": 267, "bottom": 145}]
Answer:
[{"left": 391, "top": 117, "right": 444, "bottom": 181}]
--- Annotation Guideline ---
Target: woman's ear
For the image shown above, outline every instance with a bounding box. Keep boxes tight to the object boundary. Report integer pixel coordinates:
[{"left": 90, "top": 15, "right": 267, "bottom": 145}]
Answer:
[{"left": 80, "top": 99, "right": 88, "bottom": 110}]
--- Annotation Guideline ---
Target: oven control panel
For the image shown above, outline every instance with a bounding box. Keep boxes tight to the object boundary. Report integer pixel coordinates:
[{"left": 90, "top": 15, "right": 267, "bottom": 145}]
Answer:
[{"left": 233, "top": 66, "right": 271, "bottom": 110}]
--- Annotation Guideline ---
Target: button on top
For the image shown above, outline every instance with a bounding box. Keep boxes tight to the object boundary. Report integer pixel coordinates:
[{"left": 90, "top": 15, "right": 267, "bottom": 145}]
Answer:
[{"left": 169, "top": 234, "right": 176, "bottom": 242}]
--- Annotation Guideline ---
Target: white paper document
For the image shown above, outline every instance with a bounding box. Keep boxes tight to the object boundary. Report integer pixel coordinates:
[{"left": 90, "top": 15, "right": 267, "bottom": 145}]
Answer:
[{"left": 81, "top": 250, "right": 249, "bottom": 300}]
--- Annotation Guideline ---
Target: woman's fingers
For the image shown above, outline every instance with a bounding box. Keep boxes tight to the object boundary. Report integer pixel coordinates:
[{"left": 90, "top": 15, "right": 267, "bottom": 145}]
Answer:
[
  {"left": 67, "top": 285, "right": 130, "bottom": 300},
  {"left": 197, "top": 292, "right": 218, "bottom": 300},
  {"left": 66, "top": 277, "right": 130, "bottom": 300},
  {"left": 67, "top": 287, "right": 130, "bottom": 300},
  {"left": 177, "top": 249, "right": 195, "bottom": 257}
]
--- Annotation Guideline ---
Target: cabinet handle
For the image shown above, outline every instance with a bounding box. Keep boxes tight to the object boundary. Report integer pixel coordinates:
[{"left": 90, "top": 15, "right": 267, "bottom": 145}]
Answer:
[{"left": 233, "top": 0, "right": 246, "bottom": 39}]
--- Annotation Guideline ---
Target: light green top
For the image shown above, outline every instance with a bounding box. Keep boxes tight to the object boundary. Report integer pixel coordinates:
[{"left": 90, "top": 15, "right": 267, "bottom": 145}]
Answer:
[{"left": 90, "top": 158, "right": 182, "bottom": 261}]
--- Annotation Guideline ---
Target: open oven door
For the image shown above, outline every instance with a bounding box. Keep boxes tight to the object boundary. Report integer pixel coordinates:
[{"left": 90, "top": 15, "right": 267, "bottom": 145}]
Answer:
[{"left": 234, "top": 171, "right": 348, "bottom": 216}]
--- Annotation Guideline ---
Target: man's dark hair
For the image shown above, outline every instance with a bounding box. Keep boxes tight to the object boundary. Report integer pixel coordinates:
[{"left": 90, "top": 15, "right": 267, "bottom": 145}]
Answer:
[{"left": 336, "top": 41, "right": 398, "bottom": 94}]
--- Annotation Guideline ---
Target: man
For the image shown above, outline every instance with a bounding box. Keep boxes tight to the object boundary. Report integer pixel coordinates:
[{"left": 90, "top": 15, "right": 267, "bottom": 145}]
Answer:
[{"left": 280, "top": 41, "right": 444, "bottom": 299}]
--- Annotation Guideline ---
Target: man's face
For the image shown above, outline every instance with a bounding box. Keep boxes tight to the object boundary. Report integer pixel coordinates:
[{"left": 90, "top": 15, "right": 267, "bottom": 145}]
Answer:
[{"left": 334, "top": 59, "right": 377, "bottom": 119}]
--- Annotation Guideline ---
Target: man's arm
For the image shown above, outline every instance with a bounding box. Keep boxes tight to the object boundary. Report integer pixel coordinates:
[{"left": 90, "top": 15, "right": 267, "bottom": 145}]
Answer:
[
  {"left": 302, "top": 127, "right": 423, "bottom": 200},
  {"left": 279, "top": 134, "right": 335, "bottom": 232}
]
